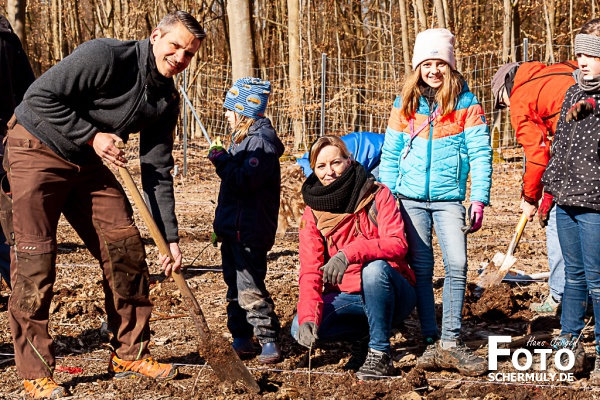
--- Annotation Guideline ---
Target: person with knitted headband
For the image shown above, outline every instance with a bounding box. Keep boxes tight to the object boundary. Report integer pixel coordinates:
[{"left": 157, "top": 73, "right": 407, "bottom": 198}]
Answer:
[
  {"left": 291, "top": 135, "right": 416, "bottom": 380},
  {"left": 490, "top": 59, "right": 578, "bottom": 315},
  {"left": 379, "top": 28, "right": 492, "bottom": 376},
  {"left": 542, "top": 18, "right": 600, "bottom": 383},
  {"left": 209, "top": 76, "right": 284, "bottom": 364}
]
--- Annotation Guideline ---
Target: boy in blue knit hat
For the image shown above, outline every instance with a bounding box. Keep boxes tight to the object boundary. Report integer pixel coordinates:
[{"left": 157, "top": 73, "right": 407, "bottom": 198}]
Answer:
[{"left": 208, "top": 77, "right": 284, "bottom": 363}]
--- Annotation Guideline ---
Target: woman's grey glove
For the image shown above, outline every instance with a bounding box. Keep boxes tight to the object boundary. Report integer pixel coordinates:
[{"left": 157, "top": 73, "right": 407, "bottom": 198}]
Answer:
[
  {"left": 297, "top": 321, "right": 319, "bottom": 348},
  {"left": 320, "top": 251, "right": 348, "bottom": 285}
]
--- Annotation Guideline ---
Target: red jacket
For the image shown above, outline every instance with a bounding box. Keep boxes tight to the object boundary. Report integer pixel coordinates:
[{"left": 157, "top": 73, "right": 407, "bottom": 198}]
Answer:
[
  {"left": 509, "top": 61, "right": 577, "bottom": 203},
  {"left": 297, "top": 183, "right": 415, "bottom": 327}
]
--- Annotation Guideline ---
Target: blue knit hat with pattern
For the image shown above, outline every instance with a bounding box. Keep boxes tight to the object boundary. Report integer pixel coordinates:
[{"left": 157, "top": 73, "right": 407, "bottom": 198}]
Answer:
[{"left": 223, "top": 77, "right": 271, "bottom": 119}]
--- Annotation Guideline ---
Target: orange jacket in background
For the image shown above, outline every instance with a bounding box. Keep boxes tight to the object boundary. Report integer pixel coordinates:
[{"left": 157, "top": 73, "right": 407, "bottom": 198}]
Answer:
[{"left": 509, "top": 60, "right": 577, "bottom": 203}]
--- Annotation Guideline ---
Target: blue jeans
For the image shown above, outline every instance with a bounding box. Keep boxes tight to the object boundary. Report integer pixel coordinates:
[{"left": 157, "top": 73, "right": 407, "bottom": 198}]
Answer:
[
  {"left": 400, "top": 199, "right": 467, "bottom": 342},
  {"left": 291, "top": 260, "right": 416, "bottom": 353},
  {"left": 547, "top": 206, "right": 565, "bottom": 301},
  {"left": 556, "top": 205, "right": 600, "bottom": 345}
]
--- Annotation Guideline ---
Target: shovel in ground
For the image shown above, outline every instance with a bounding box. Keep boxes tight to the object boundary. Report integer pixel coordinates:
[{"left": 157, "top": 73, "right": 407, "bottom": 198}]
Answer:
[
  {"left": 477, "top": 212, "right": 528, "bottom": 288},
  {"left": 115, "top": 144, "right": 260, "bottom": 393}
]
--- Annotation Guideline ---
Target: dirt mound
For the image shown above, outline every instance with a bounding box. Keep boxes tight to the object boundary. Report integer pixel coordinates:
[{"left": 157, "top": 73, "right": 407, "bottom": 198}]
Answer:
[{"left": 464, "top": 283, "right": 535, "bottom": 322}]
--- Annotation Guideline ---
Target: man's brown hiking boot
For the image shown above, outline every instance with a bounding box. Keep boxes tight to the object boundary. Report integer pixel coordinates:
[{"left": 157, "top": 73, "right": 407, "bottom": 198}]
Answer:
[
  {"left": 109, "top": 352, "right": 178, "bottom": 380},
  {"left": 23, "top": 377, "right": 70, "bottom": 399}
]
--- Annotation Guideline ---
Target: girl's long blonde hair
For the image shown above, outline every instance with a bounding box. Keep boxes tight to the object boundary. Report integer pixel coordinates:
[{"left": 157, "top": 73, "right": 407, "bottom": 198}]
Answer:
[
  {"left": 231, "top": 114, "right": 257, "bottom": 144},
  {"left": 400, "top": 63, "right": 464, "bottom": 119}
]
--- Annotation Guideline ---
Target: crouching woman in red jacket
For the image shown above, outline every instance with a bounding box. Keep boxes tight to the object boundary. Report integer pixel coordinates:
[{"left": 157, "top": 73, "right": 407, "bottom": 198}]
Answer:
[{"left": 291, "top": 135, "right": 416, "bottom": 380}]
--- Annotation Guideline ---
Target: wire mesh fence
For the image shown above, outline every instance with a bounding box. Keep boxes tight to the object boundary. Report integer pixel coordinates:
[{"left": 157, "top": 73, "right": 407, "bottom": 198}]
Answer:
[{"left": 176, "top": 41, "right": 575, "bottom": 159}]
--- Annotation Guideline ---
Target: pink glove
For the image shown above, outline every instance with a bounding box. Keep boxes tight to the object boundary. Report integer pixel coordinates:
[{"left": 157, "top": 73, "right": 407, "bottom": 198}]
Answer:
[{"left": 467, "top": 201, "right": 485, "bottom": 233}]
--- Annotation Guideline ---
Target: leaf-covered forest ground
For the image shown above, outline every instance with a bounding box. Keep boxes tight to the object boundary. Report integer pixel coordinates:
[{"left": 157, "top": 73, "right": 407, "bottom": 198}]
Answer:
[{"left": 0, "top": 150, "right": 597, "bottom": 399}]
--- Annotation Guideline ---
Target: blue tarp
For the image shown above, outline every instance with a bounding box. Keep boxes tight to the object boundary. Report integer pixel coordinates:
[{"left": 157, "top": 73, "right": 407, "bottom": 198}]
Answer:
[{"left": 296, "top": 132, "right": 385, "bottom": 177}]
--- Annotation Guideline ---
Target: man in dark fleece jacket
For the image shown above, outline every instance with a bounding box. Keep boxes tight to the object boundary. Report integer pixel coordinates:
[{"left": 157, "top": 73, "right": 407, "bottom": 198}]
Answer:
[{"left": 5, "top": 11, "right": 204, "bottom": 399}]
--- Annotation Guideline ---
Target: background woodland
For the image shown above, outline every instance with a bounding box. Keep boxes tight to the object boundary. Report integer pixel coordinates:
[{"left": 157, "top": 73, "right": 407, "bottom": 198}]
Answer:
[{"left": 1, "top": 0, "right": 597, "bottom": 151}]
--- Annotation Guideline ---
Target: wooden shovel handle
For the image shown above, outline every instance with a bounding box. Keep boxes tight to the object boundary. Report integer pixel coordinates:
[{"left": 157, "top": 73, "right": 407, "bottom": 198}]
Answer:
[
  {"left": 117, "top": 162, "right": 209, "bottom": 338},
  {"left": 505, "top": 212, "right": 529, "bottom": 258},
  {"left": 113, "top": 144, "right": 261, "bottom": 393}
]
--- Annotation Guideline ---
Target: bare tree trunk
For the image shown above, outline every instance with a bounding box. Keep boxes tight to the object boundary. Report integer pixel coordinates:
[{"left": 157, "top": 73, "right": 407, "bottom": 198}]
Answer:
[
  {"left": 6, "top": 0, "right": 27, "bottom": 48},
  {"left": 59, "top": 0, "right": 67, "bottom": 57},
  {"left": 412, "top": 1, "right": 419, "bottom": 46},
  {"left": 399, "top": 0, "right": 411, "bottom": 76},
  {"left": 433, "top": 0, "right": 445, "bottom": 28},
  {"left": 387, "top": 0, "right": 396, "bottom": 82},
  {"left": 414, "top": 0, "right": 427, "bottom": 31},
  {"left": 70, "top": 0, "right": 82, "bottom": 46},
  {"left": 463, "top": 0, "right": 472, "bottom": 36},
  {"left": 442, "top": 0, "right": 449, "bottom": 28},
  {"left": 288, "top": 0, "right": 303, "bottom": 151},
  {"left": 254, "top": 6, "right": 267, "bottom": 78},
  {"left": 450, "top": 0, "right": 459, "bottom": 35},
  {"left": 542, "top": 0, "right": 555, "bottom": 63},
  {"left": 51, "top": 0, "right": 61, "bottom": 61},
  {"left": 502, "top": 0, "right": 512, "bottom": 62},
  {"left": 570, "top": 0, "right": 574, "bottom": 55},
  {"left": 510, "top": 8, "right": 515, "bottom": 62},
  {"left": 306, "top": 0, "right": 315, "bottom": 99},
  {"left": 275, "top": 0, "right": 286, "bottom": 75},
  {"left": 227, "top": 0, "right": 255, "bottom": 81},
  {"left": 512, "top": 0, "right": 520, "bottom": 61}
]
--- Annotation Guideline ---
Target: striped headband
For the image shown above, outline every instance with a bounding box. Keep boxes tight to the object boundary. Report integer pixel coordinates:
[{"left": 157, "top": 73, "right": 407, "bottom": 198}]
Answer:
[{"left": 575, "top": 34, "right": 600, "bottom": 58}]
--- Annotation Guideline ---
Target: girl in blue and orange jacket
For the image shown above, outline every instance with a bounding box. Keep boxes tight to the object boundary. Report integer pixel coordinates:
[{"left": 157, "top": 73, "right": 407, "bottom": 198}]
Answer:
[{"left": 379, "top": 28, "right": 492, "bottom": 377}]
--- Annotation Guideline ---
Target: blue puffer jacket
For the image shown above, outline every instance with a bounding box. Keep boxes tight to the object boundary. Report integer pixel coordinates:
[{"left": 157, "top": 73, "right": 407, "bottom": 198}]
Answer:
[
  {"left": 212, "top": 117, "right": 285, "bottom": 250},
  {"left": 296, "top": 131, "right": 385, "bottom": 176},
  {"left": 379, "top": 83, "right": 492, "bottom": 205}
]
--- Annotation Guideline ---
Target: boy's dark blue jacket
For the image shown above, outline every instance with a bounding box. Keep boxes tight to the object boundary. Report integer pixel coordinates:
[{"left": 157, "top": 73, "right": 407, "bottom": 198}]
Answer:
[{"left": 213, "top": 117, "right": 284, "bottom": 250}]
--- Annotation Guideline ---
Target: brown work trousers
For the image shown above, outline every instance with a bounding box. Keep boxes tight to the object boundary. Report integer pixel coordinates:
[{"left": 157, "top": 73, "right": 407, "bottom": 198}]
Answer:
[{"left": 5, "top": 124, "right": 153, "bottom": 379}]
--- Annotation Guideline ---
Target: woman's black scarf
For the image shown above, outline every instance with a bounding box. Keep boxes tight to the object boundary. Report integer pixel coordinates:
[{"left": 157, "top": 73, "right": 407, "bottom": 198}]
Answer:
[{"left": 301, "top": 162, "right": 368, "bottom": 213}]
